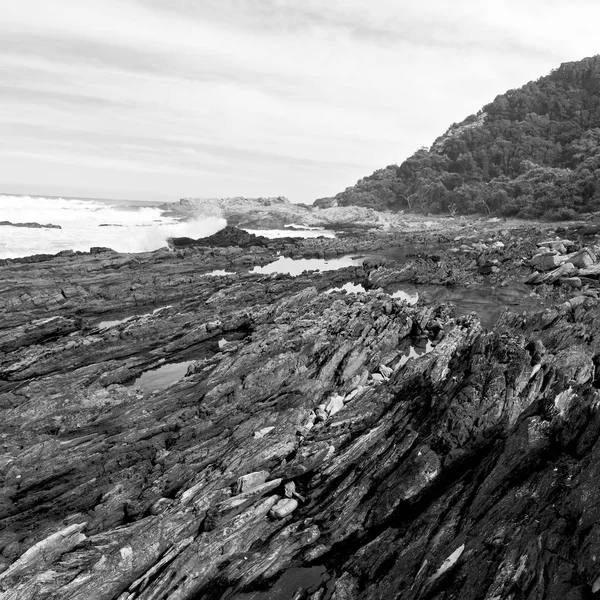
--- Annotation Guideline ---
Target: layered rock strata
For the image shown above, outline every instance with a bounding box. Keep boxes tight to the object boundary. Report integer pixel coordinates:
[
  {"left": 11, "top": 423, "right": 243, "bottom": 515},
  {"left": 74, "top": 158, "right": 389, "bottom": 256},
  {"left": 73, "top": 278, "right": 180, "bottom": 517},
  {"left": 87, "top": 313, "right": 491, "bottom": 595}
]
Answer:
[{"left": 2, "top": 226, "right": 600, "bottom": 599}]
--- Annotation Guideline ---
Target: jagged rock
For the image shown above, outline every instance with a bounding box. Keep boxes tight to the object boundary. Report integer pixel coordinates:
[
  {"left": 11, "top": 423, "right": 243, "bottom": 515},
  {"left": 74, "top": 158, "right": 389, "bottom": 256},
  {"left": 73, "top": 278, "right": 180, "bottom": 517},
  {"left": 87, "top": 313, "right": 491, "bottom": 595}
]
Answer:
[
  {"left": 235, "top": 471, "right": 270, "bottom": 495},
  {"left": 168, "top": 226, "right": 271, "bottom": 250},
  {"left": 525, "top": 261, "right": 579, "bottom": 284},
  {"left": 0, "top": 523, "right": 87, "bottom": 589}
]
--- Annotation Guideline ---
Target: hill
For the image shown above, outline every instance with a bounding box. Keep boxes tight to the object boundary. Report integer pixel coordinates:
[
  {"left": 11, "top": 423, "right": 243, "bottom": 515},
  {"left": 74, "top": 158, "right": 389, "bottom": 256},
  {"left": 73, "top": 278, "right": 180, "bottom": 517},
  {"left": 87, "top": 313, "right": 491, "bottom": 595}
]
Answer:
[{"left": 315, "top": 55, "right": 600, "bottom": 220}]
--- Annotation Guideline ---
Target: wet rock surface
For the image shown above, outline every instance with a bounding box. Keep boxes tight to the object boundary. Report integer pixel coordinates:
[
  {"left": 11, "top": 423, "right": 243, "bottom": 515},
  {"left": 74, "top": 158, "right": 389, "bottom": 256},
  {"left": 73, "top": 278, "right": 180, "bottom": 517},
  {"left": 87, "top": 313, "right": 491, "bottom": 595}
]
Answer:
[{"left": 3, "top": 222, "right": 600, "bottom": 599}]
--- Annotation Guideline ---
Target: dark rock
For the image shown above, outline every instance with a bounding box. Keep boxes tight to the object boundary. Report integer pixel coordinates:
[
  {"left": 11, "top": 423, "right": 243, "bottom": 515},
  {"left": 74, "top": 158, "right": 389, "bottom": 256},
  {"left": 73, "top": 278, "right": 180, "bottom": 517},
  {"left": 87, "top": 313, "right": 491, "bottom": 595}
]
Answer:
[
  {"left": 0, "top": 221, "right": 61, "bottom": 229},
  {"left": 168, "top": 226, "right": 272, "bottom": 249}
]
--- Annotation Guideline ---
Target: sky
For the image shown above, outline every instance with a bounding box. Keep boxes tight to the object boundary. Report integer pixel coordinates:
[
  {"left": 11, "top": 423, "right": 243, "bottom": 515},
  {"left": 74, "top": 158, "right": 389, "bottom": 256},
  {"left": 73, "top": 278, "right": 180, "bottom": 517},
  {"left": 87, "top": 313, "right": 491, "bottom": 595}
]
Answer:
[{"left": 0, "top": 1, "right": 599, "bottom": 204}]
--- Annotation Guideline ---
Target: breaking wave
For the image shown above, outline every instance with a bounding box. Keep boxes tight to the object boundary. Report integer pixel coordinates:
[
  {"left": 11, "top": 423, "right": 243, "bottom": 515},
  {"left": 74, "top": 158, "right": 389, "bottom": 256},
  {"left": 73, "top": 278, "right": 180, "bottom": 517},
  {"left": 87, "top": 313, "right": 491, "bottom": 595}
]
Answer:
[{"left": 0, "top": 195, "right": 226, "bottom": 258}]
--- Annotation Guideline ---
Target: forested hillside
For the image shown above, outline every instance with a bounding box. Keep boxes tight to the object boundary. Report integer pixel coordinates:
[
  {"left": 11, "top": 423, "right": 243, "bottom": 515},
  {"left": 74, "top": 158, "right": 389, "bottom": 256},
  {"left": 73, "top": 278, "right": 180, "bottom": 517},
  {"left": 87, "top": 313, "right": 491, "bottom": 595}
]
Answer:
[{"left": 316, "top": 55, "right": 600, "bottom": 219}]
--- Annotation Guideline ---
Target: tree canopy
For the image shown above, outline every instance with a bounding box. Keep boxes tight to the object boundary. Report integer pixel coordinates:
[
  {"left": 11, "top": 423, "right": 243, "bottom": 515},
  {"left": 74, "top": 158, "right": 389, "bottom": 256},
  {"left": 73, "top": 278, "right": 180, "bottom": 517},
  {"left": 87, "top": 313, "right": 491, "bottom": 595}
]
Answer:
[{"left": 315, "top": 56, "right": 600, "bottom": 220}]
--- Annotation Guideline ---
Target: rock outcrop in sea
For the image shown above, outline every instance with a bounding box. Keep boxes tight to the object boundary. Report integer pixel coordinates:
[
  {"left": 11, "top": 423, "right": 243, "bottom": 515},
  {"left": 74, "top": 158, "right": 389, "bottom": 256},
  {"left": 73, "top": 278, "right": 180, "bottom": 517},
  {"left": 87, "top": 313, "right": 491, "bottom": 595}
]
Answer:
[
  {"left": 162, "top": 196, "right": 418, "bottom": 231},
  {"left": 0, "top": 221, "right": 61, "bottom": 229},
  {"left": 2, "top": 220, "right": 600, "bottom": 599}
]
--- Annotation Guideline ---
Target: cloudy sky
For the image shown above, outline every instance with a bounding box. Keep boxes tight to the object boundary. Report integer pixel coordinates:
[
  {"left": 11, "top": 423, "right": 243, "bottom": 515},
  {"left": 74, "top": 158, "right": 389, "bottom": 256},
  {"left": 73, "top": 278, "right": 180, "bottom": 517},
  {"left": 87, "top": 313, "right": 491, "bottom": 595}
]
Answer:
[{"left": 0, "top": 1, "right": 599, "bottom": 204}]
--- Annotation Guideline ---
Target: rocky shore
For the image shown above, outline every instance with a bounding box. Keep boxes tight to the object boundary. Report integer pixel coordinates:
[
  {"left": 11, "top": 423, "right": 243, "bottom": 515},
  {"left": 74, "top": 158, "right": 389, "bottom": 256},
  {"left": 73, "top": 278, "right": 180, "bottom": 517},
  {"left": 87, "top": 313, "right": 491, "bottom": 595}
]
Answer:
[
  {"left": 3, "top": 220, "right": 600, "bottom": 599},
  {"left": 0, "top": 221, "right": 61, "bottom": 229},
  {"left": 161, "top": 197, "right": 445, "bottom": 231}
]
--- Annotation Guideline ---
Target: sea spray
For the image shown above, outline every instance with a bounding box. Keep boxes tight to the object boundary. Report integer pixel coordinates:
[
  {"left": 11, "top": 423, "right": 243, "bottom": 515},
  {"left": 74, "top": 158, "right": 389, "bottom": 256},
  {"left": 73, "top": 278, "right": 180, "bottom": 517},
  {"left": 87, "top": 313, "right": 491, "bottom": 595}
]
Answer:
[{"left": 0, "top": 195, "right": 227, "bottom": 258}]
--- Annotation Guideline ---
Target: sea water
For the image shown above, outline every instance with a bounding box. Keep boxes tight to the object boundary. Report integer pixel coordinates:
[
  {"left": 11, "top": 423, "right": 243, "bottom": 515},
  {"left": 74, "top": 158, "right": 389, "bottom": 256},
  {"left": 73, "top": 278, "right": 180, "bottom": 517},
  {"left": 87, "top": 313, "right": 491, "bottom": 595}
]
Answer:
[{"left": 0, "top": 194, "right": 226, "bottom": 259}]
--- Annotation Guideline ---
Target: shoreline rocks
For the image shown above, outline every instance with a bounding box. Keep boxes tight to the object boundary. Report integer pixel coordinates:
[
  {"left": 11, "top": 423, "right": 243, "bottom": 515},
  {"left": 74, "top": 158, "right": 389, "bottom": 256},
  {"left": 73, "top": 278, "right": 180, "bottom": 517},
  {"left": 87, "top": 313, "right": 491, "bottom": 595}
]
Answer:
[
  {"left": 0, "top": 220, "right": 61, "bottom": 229},
  {"left": 3, "top": 221, "right": 600, "bottom": 598}
]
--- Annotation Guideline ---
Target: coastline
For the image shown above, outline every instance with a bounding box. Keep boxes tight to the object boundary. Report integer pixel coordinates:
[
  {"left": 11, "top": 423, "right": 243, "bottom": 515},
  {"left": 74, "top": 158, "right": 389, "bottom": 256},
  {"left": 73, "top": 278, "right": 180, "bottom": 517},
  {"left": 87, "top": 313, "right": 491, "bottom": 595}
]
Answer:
[{"left": 1, "top": 216, "right": 600, "bottom": 598}]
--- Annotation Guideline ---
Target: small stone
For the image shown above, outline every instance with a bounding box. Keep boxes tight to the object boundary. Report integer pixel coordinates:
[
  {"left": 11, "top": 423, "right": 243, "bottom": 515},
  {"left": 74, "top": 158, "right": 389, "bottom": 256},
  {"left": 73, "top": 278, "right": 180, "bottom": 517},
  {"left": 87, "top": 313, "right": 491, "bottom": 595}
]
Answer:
[
  {"left": 269, "top": 498, "right": 298, "bottom": 520},
  {"left": 314, "top": 408, "right": 328, "bottom": 422},
  {"left": 284, "top": 482, "right": 296, "bottom": 498},
  {"left": 149, "top": 498, "right": 172, "bottom": 515},
  {"left": 325, "top": 394, "right": 345, "bottom": 416}
]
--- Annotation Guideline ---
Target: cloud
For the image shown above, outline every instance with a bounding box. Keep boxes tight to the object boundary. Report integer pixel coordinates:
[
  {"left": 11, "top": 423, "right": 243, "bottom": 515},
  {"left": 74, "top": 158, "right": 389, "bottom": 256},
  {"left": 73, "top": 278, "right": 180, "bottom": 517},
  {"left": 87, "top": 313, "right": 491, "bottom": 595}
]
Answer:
[{"left": 1, "top": 0, "right": 599, "bottom": 203}]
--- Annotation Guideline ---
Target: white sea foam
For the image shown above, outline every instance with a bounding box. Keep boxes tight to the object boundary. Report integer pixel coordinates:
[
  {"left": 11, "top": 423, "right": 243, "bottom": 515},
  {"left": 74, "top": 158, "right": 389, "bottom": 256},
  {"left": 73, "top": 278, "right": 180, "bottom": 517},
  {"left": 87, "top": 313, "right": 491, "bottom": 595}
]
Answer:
[{"left": 0, "top": 195, "right": 226, "bottom": 258}]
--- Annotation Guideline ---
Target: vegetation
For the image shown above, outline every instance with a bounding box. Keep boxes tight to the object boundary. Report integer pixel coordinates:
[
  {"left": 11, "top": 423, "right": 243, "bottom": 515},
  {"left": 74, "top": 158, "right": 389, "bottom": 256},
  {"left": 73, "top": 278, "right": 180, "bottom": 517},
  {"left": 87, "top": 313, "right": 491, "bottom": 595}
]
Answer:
[{"left": 316, "top": 55, "right": 600, "bottom": 219}]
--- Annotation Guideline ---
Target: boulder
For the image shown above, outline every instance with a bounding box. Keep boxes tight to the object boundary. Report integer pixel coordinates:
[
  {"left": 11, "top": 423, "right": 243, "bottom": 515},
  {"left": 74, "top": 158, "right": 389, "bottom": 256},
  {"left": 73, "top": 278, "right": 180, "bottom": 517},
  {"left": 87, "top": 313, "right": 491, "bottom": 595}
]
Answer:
[{"left": 567, "top": 248, "right": 596, "bottom": 269}]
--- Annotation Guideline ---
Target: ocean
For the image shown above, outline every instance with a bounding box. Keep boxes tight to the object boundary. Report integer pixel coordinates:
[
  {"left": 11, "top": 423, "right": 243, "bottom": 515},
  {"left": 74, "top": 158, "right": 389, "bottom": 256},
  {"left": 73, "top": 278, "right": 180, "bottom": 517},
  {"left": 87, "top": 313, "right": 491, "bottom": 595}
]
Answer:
[{"left": 0, "top": 194, "right": 227, "bottom": 259}]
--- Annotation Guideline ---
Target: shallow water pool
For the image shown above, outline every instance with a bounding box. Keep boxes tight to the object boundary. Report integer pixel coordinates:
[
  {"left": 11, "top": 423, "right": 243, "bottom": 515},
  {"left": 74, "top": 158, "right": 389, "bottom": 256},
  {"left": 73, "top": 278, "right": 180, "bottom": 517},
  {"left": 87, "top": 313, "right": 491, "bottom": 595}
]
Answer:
[
  {"left": 133, "top": 360, "right": 195, "bottom": 393},
  {"left": 226, "top": 565, "right": 329, "bottom": 599}
]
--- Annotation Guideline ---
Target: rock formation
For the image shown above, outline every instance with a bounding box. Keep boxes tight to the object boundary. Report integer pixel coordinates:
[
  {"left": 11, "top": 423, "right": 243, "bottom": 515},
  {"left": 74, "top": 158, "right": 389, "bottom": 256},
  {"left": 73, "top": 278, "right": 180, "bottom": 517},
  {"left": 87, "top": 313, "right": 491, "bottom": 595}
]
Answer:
[
  {"left": 161, "top": 197, "right": 428, "bottom": 231},
  {"left": 0, "top": 221, "right": 61, "bottom": 229},
  {"left": 2, "top": 223, "right": 600, "bottom": 599}
]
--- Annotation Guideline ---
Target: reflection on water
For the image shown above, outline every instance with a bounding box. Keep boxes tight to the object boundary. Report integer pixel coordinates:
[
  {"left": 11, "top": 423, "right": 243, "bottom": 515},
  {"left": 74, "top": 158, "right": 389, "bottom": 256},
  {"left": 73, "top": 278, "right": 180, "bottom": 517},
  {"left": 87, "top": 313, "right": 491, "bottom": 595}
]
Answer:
[
  {"left": 252, "top": 255, "right": 362, "bottom": 276},
  {"left": 134, "top": 360, "right": 194, "bottom": 393},
  {"left": 391, "top": 289, "right": 419, "bottom": 304},
  {"left": 98, "top": 316, "right": 134, "bottom": 329},
  {"left": 204, "top": 269, "right": 234, "bottom": 276},
  {"left": 398, "top": 340, "right": 434, "bottom": 368},
  {"left": 227, "top": 566, "right": 328, "bottom": 600},
  {"left": 325, "top": 282, "right": 367, "bottom": 294},
  {"left": 386, "top": 283, "right": 544, "bottom": 329},
  {"left": 378, "top": 244, "right": 444, "bottom": 264},
  {"left": 244, "top": 228, "right": 335, "bottom": 239}
]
